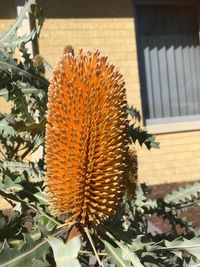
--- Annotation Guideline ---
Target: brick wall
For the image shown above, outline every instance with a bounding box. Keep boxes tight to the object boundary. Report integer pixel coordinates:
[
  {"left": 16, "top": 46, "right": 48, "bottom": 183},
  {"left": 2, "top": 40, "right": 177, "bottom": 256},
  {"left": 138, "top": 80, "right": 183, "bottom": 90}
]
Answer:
[
  {"left": 137, "top": 130, "right": 200, "bottom": 185},
  {"left": 38, "top": 0, "right": 142, "bottom": 110},
  {"left": 37, "top": 0, "right": 200, "bottom": 185}
]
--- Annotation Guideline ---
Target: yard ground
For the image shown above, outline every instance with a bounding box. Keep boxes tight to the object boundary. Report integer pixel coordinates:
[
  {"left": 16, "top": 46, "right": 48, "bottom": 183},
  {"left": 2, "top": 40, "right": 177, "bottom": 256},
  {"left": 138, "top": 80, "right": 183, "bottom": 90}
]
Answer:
[{"left": 148, "top": 182, "right": 200, "bottom": 231}]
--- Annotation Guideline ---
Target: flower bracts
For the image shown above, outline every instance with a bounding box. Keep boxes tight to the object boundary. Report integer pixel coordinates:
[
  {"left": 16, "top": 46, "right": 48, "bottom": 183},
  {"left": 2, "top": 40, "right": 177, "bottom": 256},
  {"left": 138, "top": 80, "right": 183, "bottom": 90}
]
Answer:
[{"left": 45, "top": 49, "right": 128, "bottom": 225}]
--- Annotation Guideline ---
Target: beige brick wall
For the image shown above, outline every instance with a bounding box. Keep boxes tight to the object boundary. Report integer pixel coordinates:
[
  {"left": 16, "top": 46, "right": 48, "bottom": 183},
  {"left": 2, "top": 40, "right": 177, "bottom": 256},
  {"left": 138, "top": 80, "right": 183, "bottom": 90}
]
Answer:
[
  {"left": 1, "top": 0, "right": 196, "bottom": 185},
  {"left": 0, "top": 20, "right": 14, "bottom": 33},
  {"left": 38, "top": 0, "right": 142, "bottom": 111},
  {"left": 137, "top": 130, "right": 200, "bottom": 185}
]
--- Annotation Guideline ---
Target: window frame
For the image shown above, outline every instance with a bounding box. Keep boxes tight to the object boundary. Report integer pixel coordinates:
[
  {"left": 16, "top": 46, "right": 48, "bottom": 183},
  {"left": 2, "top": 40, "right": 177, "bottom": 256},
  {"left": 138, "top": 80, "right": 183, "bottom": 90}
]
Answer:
[{"left": 134, "top": 0, "right": 200, "bottom": 133}]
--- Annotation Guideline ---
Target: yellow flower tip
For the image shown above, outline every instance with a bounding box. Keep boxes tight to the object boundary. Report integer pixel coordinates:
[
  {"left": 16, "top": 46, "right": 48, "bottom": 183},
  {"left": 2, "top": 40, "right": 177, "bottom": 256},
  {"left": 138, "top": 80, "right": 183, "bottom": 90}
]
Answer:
[{"left": 45, "top": 49, "right": 129, "bottom": 225}]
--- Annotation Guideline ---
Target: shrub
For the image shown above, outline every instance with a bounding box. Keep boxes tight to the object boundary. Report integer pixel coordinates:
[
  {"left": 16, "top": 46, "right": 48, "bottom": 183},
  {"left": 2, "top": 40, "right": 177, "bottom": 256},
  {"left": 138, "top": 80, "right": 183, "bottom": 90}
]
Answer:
[{"left": 0, "top": 1, "right": 199, "bottom": 266}]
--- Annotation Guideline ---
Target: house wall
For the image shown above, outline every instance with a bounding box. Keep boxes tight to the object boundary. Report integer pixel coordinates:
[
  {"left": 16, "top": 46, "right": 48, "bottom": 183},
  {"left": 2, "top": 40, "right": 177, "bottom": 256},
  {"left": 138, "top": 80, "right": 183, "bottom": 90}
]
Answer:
[
  {"left": 38, "top": 0, "right": 141, "bottom": 110},
  {"left": 1, "top": 0, "right": 199, "bottom": 185}
]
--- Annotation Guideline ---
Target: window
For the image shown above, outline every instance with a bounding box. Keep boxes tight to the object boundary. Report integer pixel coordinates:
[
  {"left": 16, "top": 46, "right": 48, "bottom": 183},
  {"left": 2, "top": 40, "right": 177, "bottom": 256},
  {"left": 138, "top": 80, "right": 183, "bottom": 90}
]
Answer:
[{"left": 135, "top": 3, "right": 200, "bottom": 125}]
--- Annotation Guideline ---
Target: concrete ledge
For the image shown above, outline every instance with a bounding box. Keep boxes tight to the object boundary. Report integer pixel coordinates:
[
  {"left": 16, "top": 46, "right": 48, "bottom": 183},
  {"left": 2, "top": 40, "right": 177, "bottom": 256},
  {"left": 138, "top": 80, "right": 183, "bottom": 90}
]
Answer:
[{"left": 146, "top": 120, "right": 200, "bottom": 135}]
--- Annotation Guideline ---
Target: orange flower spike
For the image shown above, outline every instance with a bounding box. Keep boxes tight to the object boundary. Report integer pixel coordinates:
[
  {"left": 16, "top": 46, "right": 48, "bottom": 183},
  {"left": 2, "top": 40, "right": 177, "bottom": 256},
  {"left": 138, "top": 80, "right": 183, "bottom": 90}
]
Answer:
[{"left": 45, "top": 48, "right": 128, "bottom": 225}]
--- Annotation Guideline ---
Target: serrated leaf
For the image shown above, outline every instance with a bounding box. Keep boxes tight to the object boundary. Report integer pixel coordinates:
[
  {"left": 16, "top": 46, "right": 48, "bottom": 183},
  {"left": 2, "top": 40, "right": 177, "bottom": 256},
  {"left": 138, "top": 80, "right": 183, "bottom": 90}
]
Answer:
[
  {"left": 184, "top": 258, "right": 200, "bottom": 267},
  {"left": 128, "top": 236, "right": 145, "bottom": 252},
  {"left": 0, "top": 236, "right": 49, "bottom": 267},
  {"left": 12, "top": 117, "right": 46, "bottom": 133},
  {"left": 105, "top": 232, "right": 145, "bottom": 267},
  {"left": 34, "top": 213, "right": 57, "bottom": 232},
  {"left": 48, "top": 236, "right": 81, "bottom": 267},
  {"left": 2, "top": 176, "right": 23, "bottom": 193},
  {"left": 133, "top": 186, "right": 147, "bottom": 212},
  {"left": 144, "top": 199, "right": 157, "bottom": 210},
  {"left": 0, "top": 161, "right": 44, "bottom": 183},
  {"left": 0, "top": 60, "right": 49, "bottom": 87},
  {"left": 128, "top": 124, "right": 159, "bottom": 150},
  {"left": 0, "top": 228, "right": 66, "bottom": 267},
  {"left": 127, "top": 105, "right": 141, "bottom": 122},
  {"left": 0, "top": 0, "right": 44, "bottom": 49},
  {"left": 103, "top": 240, "right": 132, "bottom": 267},
  {"left": 171, "top": 249, "right": 183, "bottom": 259},
  {"left": 123, "top": 251, "right": 144, "bottom": 267},
  {"left": 164, "top": 237, "right": 200, "bottom": 260},
  {"left": 0, "top": 82, "right": 46, "bottom": 99},
  {"left": 34, "top": 192, "right": 49, "bottom": 206},
  {"left": 0, "top": 0, "right": 35, "bottom": 45},
  {"left": 164, "top": 182, "right": 200, "bottom": 204},
  {"left": 0, "top": 119, "right": 15, "bottom": 137}
]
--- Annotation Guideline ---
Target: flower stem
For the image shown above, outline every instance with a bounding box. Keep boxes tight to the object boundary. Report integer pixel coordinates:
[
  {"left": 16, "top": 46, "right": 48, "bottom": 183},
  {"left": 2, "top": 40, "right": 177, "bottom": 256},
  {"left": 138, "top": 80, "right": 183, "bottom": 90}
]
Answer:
[{"left": 84, "top": 226, "right": 104, "bottom": 267}]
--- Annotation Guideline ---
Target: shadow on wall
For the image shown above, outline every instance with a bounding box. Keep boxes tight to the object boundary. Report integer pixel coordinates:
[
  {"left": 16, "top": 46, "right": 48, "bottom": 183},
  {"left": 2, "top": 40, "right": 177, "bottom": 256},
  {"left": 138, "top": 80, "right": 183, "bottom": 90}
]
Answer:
[
  {"left": 38, "top": 0, "right": 134, "bottom": 18},
  {"left": 0, "top": 0, "right": 16, "bottom": 19}
]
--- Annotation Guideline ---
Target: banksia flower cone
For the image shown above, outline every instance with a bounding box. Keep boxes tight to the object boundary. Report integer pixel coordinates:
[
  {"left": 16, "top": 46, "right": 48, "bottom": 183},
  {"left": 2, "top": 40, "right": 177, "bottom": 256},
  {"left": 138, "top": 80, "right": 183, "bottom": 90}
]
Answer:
[{"left": 45, "top": 48, "right": 128, "bottom": 225}]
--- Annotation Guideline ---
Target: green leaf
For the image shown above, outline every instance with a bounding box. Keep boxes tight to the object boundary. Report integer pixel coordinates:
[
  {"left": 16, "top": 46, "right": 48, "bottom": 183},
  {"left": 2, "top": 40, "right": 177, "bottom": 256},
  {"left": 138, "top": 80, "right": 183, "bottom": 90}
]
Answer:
[
  {"left": 0, "top": 60, "right": 49, "bottom": 87},
  {"left": 128, "top": 124, "right": 160, "bottom": 150},
  {"left": 2, "top": 176, "right": 23, "bottom": 193},
  {"left": 11, "top": 117, "right": 46, "bottom": 133},
  {"left": 0, "top": 82, "right": 46, "bottom": 99},
  {"left": 0, "top": 228, "right": 66, "bottom": 267},
  {"left": 164, "top": 182, "right": 200, "bottom": 204},
  {"left": 0, "top": 0, "right": 35, "bottom": 45},
  {"left": 34, "top": 213, "right": 57, "bottom": 232},
  {"left": 128, "top": 236, "right": 146, "bottom": 252},
  {"left": 103, "top": 240, "right": 132, "bottom": 267},
  {"left": 0, "top": 0, "right": 43, "bottom": 49},
  {"left": 32, "top": 259, "right": 49, "bottom": 267},
  {"left": 164, "top": 237, "right": 200, "bottom": 260},
  {"left": 0, "top": 161, "right": 44, "bottom": 183},
  {"left": 34, "top": 192, "right": 50, "bottom": 206},
  {"left": 127, "top": 105, "right": 141, "bottom": 122},
  {"left": 48, "top": 236, "right": 81, "bottom": 267},
  {"left": 0, "top": 236, "right": 49, "bottom": 267},
  {"left": 184, "top": 258, "right": 200, "bottom": 267},
  {"left": 134, "top": 186, "right": 147, "bottom": 212},
  {"left": 105, "top": 232, "right": 145, "bottom": 267},
  {"left": 0, "top": 119, "right": 15, "bottom": 138}
]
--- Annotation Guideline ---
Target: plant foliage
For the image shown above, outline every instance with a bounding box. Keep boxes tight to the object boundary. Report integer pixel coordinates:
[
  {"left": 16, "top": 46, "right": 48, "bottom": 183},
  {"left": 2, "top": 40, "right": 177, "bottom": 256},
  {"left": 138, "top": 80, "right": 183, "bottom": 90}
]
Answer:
[{"left": 0, "top": 1, "right": 200, "bottom": 266}]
